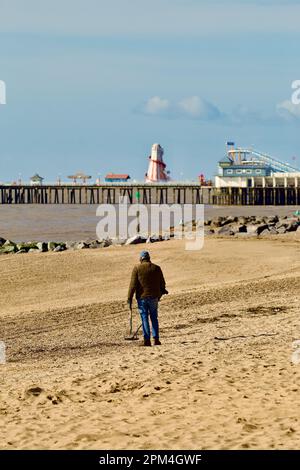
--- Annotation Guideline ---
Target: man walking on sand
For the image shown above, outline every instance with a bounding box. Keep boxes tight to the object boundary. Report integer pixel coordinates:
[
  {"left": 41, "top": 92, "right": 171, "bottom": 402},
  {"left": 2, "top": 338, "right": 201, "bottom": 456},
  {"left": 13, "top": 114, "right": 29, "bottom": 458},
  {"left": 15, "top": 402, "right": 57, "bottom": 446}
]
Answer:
[{"left": 128, "top": 251, "right": 168, "bottom": 347}]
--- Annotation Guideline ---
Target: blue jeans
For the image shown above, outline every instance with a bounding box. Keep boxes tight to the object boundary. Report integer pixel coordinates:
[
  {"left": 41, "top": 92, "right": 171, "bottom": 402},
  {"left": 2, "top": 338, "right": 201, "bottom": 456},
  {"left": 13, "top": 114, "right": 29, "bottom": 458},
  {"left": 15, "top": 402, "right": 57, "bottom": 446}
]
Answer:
[{"left": 137, "top": 297, "right": 159, "bottom": 340}]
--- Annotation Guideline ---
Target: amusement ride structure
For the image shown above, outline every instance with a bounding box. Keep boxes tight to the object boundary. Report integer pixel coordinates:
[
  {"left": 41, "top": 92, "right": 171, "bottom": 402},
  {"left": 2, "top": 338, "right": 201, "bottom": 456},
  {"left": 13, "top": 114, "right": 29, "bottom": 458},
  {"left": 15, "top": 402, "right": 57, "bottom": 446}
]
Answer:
[
  {"left": 222, "top": 143, "right": 300, "bottom": 174},
  {"left": 145, "top": 144, "right": 170, "bottom": 183}
]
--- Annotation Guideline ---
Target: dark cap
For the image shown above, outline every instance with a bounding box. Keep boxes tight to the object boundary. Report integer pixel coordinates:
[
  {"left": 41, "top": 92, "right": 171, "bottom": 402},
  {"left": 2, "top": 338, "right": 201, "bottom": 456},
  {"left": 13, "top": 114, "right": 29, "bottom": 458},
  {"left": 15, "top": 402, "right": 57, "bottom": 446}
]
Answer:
[{"left": 140, "top": 250, "right": 150, "bottom": 260}]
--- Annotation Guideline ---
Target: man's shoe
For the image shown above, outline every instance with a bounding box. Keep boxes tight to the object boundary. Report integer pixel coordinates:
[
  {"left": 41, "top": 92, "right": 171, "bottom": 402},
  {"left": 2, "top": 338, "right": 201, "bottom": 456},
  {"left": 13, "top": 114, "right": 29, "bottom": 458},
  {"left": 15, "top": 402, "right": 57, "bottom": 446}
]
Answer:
[
  {"left": 143, "top": 339, "right": 151, "bottom": 347},
  {"left": 154, "top": 338, "right": 161, "bottom": 345}
]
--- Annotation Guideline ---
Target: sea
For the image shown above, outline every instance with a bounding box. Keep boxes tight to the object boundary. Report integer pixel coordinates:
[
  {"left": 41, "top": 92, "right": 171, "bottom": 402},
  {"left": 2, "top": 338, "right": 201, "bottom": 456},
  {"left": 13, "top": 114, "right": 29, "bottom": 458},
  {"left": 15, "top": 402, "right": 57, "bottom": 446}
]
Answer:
[{"left": 0, "top": 205, "right": 298, "bottom": 242}]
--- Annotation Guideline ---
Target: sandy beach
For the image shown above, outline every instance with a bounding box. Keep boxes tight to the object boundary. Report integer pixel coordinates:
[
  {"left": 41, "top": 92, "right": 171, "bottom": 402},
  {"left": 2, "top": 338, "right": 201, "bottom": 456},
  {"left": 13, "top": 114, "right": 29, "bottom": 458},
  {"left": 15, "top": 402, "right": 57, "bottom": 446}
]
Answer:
[{"left": 0, "top": 234, "right": 300, "bottom": 449}]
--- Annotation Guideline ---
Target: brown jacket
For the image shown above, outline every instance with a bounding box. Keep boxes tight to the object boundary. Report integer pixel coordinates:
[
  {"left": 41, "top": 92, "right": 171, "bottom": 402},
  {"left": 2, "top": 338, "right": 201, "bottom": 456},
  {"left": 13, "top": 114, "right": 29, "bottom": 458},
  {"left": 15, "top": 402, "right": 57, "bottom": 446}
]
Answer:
[{"left": 128, "top": 260, "right": 166, "bottom": 301}]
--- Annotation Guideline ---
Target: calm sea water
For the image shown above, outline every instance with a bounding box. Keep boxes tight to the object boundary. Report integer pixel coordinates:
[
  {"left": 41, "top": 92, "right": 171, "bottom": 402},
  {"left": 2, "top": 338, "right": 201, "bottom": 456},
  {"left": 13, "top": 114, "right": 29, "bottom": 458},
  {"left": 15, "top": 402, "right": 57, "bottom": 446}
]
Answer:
[{"left": 0, "top": 204, "right": 298, "bottom": 242}]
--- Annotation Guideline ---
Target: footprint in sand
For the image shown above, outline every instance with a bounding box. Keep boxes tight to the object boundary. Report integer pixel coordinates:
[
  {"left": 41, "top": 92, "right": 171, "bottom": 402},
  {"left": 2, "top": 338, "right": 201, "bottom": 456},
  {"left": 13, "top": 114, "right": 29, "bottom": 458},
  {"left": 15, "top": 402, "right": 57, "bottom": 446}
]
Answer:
[{"left": 24, "top": 386, "right": 44, "bottom": 398}]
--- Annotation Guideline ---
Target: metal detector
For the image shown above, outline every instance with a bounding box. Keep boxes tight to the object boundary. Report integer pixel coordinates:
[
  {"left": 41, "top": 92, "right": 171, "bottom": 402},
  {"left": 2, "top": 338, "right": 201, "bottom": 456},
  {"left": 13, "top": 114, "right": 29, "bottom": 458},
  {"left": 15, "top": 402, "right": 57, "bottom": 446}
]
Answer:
[{"left": 124, "top": 305, "right": 142, "bottom": 341}]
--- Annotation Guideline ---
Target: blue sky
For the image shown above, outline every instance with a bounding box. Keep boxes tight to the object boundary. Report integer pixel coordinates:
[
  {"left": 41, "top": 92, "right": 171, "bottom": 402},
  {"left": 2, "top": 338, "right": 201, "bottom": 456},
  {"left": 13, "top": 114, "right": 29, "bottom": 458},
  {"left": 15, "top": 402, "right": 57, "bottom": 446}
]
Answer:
[{"left": 0, "top": 0, "right": 300, "bottom": 182}]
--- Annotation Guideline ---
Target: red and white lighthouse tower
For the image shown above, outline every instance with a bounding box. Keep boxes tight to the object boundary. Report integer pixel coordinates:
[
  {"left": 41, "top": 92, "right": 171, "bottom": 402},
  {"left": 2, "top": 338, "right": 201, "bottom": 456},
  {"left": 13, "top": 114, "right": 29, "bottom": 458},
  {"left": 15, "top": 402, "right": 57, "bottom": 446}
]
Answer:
[{"left": 145, "top": 143, "right": 170, "bottom": 183}]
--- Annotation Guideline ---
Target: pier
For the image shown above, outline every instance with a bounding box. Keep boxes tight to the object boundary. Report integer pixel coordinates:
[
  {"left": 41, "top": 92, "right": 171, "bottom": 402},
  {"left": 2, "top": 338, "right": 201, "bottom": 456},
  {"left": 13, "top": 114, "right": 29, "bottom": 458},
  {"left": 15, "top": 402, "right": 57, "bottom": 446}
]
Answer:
[
  {"left": 0, "top": 184, "right": 207, "bottom": 205},
  {"left": 0, "top": 183, "right": 299, "bottom": 205}
]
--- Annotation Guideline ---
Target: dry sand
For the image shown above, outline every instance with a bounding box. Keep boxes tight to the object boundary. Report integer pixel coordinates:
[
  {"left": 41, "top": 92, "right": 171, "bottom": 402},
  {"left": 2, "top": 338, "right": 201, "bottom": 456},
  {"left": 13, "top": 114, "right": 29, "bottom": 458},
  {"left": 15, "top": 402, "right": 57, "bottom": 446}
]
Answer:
[{"left": 0, "top": 235, "right": 300, "bottom": 449}]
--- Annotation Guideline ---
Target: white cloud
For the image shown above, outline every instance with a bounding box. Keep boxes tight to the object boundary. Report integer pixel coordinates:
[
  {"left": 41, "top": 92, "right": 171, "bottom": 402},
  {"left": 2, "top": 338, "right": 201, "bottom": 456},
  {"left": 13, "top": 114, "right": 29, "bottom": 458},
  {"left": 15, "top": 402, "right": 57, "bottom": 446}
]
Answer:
[
  {"left": 144, "top": 96, "right": 170, "bottom": 115},
  {"left": 276, "top": 100, "right": 300, "bottom": 120},
  {"left": 137, "top": 95, "right": 221, "bottom": 121},
  {"left": 178, "top": 96, "right": 221, "bottom": 120},
  {"left": 139, "top": 95, "right": 296, "bottom": 125}
]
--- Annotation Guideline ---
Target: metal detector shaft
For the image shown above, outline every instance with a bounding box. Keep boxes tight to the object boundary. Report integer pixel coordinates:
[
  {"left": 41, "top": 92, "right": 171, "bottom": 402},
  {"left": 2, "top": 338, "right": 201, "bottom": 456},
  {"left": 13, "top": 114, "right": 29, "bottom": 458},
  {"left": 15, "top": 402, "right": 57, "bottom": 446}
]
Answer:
[
  {"left": 132, "top": 323, "right": 142, "bottom": 338},
  {"left": 125, "top": 304, "right": 142, "bottom": 341}
]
